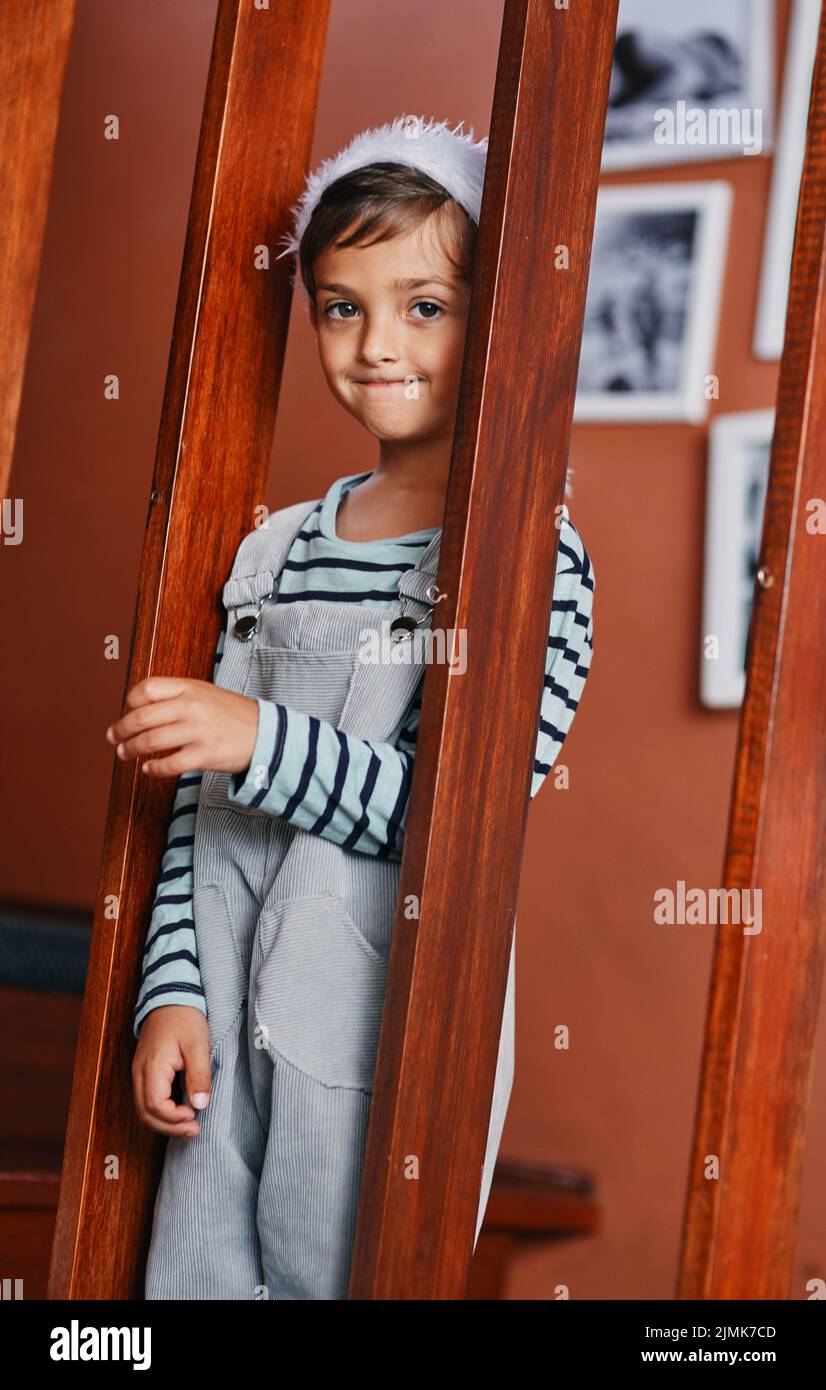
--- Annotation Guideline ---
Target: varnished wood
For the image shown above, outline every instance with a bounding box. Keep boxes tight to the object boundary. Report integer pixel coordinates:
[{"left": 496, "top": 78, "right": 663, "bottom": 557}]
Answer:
[
  {"left": 0, "top": 0, "right": 75, "bottom": 501},
  {"left": 348, "top": 0, "right": 619, "bottom": 1299},
  {"left": 466, "top": 1157, "right": 601, "bottom": 1299},
  {"left": 47, "top": 0, "right": 331, "bottom": 1298},
  {"left": 477, "top": 1156, "right": 600, "bottom": 1239},
  {"left": 467, "top": 1232, "right": 515, "bottom": 1300},
  {"left": 677, "top": 1, "right": 826, "bottom": 1301}
]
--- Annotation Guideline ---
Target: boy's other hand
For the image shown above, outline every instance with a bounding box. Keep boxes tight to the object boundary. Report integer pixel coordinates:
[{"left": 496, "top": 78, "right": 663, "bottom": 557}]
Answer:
[
  {"left": 105, "top": 677, "right": 259, "bottom": 778},
  {"left": 132, "top": 1005, "right": 213, "bottom": 1138}
]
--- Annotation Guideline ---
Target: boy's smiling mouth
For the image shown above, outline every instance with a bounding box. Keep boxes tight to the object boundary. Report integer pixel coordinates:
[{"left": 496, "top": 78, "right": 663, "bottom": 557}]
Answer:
[{"left": 353, "top": 377, "right": 425, "bottom": 387}]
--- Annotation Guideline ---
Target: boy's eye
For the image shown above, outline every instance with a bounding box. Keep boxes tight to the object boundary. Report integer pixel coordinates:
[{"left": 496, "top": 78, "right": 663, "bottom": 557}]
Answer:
[
  {"left": 411, "top": 301, "right": 443, "bottom": 320},
  {"left": 324, "top": 301, "right": 358, "bottom": 320}
]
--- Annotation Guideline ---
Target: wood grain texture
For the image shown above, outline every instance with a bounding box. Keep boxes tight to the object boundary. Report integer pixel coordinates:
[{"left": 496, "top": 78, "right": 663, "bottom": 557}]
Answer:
[
  {"left": 47, "top": 0, "right": 331, "bottom": 1299},
  {"left": 0, "top": 0, "right": 76, "bottom": 501},
  {"left": 677, "top": 1, "right": 826, "bottom": 1302},
  {"left": 347, "top": 0, "right": 619, "bottom": 1299}
]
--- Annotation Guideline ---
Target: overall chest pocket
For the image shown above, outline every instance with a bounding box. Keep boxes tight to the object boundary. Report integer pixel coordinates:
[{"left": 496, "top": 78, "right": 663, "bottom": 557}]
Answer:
[
  {"left": 246, "top": 646, "right": 360, "bottom": 713},
  {"left": 199, "top": 644, "right": 361, "bottom": 812}
]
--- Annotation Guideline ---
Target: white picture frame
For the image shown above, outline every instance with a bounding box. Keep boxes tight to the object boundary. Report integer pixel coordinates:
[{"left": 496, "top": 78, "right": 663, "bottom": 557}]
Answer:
[
  {"left": 701, "top": 408, "right": 774, "bottom": 708},
  {"left": 754, "top": 0, "right": 821, "bottom": 359},
  {"left": 602, "top": 0, "right": 774, "bottom": 173},
  {"left": 574, "top": 181, "right": 733, "bottom": 424}
]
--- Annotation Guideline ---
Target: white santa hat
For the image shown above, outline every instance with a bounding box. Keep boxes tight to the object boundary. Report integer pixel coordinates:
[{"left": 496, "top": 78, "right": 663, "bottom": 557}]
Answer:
[
  {"left": 276, "top": 113, "right": 488, "bottom": 286},
  {"left": 277, "top": 112, "right": 574, "bottom": 501}
]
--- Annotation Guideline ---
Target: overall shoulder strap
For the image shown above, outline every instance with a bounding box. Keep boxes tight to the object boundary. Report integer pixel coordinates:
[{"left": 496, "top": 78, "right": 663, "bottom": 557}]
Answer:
[
  {"left": 221, "top": 497, "right": 321, "bottom": 610},
  {"left": 337, "top": 522, "right": 446, "bottom": 741},
  {"left": 396, "top": 528, "right": 442, "bottom": 610}
]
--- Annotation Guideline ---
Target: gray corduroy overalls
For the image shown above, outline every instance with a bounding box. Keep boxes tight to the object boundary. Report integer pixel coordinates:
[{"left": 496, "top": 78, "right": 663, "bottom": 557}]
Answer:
[{"left": 144, "top": 498, "right": 515, "bottom": 1300}]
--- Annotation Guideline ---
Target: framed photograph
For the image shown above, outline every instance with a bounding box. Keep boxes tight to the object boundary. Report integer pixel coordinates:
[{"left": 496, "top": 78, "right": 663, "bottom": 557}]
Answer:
[
  {"left": 701, "top": 408, "right": 774, "bottom": 708},
  {"left": 602, "top": 0, "right": 774, "bottom": 172},
  {"left": 573, "top": 181, "right": 733, "bottom": 424},
  {"left": 754, "top": 0, "right": 821, "bottom": 359}
]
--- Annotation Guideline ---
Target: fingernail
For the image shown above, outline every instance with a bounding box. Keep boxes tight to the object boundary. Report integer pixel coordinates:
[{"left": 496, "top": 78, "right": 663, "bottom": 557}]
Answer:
[
  {"left": 116, "top": 743, "right": 125, "bottom": 757},
  {"left": 191, "top": 1092, "right": 210, "bottom": 1108}
]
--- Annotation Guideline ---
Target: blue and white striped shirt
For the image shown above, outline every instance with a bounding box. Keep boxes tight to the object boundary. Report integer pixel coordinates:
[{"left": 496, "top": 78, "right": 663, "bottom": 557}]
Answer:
[{"left": 133, "top": 471, "right": 595, "bottom": 1037}]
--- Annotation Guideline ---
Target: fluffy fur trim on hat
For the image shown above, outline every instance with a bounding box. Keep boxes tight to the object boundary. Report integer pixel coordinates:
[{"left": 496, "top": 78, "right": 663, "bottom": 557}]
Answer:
[{"left": 275, "top": 113, "right": 488, "bottom": 277}]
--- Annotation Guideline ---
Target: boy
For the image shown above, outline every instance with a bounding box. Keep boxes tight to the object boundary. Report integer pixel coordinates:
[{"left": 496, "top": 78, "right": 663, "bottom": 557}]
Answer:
[{"left": 111, "top": 116, "right": 596, "bottom": 1299}]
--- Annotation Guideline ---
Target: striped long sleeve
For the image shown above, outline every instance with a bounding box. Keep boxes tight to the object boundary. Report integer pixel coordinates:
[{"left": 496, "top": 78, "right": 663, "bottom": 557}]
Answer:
[{"left": 531, "top": 520, "right": 595, "bottom": 793}]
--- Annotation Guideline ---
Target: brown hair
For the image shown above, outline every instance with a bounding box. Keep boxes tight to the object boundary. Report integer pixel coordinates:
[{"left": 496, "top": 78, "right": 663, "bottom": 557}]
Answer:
[{"left": 298, "top": 161, "right": 478, "bottom": 303}]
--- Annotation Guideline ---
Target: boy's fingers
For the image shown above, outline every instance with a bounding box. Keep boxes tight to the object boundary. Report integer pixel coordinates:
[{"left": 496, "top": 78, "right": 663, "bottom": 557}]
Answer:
[
  {"left": 133, "top": 1059, "right": 200, "bottom": 1137},
  {"left": 116, "top": 722, "right": 192, "bottom": 761},
  {"left": 146, "top": 1092, "right": 199, "bottom": 1126},
  {"left": 108, "top": 695, "right": 189, "bottom": 747},
  {"left": 181, "top": 1035, "right": 213, "bottom": 1110},
  {"left": 124, "top": 675, "right": 191, "bottom": 710},
  {"left": 145, "top": 1112, "right": 202, "bottom": 1138},
  {"left": 141, "top": 753, "right": 196, "bottom": 779},
  {"left": 142, "top": 1056, "right": 198, "bottom": 1125}
]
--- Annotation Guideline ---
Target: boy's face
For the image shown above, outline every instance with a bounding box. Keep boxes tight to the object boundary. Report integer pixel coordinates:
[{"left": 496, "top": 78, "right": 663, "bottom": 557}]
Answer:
[{"left": 308, "top": 214, "right": 472, "bottom": 446}]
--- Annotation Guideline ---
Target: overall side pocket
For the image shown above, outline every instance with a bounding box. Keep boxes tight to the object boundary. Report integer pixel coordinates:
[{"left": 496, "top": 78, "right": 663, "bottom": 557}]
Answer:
[{"left": 252, "top": 894, "right": 388, "bottom": 1092}]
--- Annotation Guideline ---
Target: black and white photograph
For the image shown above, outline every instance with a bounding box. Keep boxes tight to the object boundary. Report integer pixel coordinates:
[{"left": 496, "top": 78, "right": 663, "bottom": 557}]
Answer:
[
  {"left": 573, "top": 181, "right": 733, "bottom": 423},
  {"left": 701, "top": 408, "right": 773, "bottom": 708},
  {"left": 754, "top": 0, "right": 820, "bottom": 358},
  {"left": 602, "top": 0, "right": 774, "bottom": 172}
]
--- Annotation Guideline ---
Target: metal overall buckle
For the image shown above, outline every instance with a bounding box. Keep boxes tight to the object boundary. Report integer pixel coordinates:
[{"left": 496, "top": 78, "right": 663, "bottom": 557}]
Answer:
[
  {"left": 389, "top": 582, "right": 446, "bottom": 644},
  {"left": 234, "top": 594, "right": 266, "bottom": 642}
]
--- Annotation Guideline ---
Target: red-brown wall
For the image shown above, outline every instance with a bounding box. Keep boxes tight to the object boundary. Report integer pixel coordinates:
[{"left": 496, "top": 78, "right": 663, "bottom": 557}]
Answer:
[{"left": 3, "top": 0, "right": 823, "bottom": 1299}]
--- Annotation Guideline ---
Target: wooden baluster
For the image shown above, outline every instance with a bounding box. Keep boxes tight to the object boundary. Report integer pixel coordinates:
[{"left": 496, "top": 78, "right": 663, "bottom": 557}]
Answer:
[
  {"left": 48, "top": 0, "right": 331, "bottom": 1299},
  {"left": 348, "top": 0, "right": 619, "bottom": 1298},
  {"left": 678, "top": 0, "right": 826, "bottom": 1301}
]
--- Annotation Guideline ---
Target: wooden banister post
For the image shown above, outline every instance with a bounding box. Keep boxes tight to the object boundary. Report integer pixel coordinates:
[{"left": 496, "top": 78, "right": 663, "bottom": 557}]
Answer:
[
  {"left": 678, "top": 1, "right": 826, "bottom": 1301},
  {"left": 48, "top": 0, "right": 331, "bottom": 1299},
  {"left": 348, "top": 0, "right": 619, "bottom": 1299}
]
